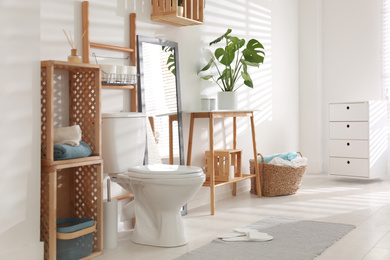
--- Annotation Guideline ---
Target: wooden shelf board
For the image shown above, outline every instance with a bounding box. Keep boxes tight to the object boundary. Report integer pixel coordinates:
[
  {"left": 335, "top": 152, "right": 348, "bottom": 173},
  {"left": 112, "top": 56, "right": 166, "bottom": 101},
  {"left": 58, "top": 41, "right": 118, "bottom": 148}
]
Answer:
[
  {"left": 203, "top": 174, "right": 256, "bottom": 188},
  {"left": 102, "top": 84, "right": 135, "bottom": 90},
  {"left": 41, "top": 60, "right": 100, "bottom": 71},
  {"left": 41, "top": 156, "right": 102, "bottom": 169},
  {"left": 151, "top": 13, "right": 203, "bottom": 26},
  {"left": 191, "top": 111, "right": 254, "bottom": 119}
]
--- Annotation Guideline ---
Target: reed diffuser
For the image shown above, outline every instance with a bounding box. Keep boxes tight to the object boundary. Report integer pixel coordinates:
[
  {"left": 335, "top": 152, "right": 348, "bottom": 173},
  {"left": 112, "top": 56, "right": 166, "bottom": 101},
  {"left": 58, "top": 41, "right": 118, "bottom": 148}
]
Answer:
[{"left": 63, "top": 30, "right": 85, "bottom": 63}]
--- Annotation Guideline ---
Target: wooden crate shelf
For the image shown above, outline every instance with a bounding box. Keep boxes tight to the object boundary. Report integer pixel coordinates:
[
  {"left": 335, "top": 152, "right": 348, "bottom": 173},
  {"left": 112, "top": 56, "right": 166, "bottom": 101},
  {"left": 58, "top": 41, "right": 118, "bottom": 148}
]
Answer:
[
  {"left": 40, "top": 60, "right": 103, "bottom": 260},
  {"left": 205, "top": 149, "right": 242, "bottom": 182},
  {"left": 41, "top": 162, "right": 103, "bottom": 260},
  {"left": 40, "top": 60, "right": 101, "bottom": 165},
  {"left": 151, "top": 0, "right": 204, "bottom": 26}
]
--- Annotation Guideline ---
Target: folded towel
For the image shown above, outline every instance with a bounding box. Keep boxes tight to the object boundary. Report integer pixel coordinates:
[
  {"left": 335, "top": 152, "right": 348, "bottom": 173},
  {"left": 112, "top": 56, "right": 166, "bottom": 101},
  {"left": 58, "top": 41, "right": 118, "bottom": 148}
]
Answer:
[
  {"left": 258, "top": 152, "right": 299, "bottom": 164},
  {"left": 54, "top": 141, "right": 92, "bottom": 161},
  {"left": 269, "top": 157, "right": 308, "bottom": 167},
  {"left": 54, "top": 125, "right": 82, "bottom": 146}
]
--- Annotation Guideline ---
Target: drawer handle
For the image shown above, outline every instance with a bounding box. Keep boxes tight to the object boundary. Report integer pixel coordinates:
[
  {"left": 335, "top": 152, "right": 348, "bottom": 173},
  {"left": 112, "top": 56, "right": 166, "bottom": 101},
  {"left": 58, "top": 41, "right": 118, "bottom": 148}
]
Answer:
[
  {"left": 347, "top": 142, "right": 350, "bottom": 146},
  {"left": 347, "top": 161, "right": 350, "bottom": 164},
  {"left": 346, "top": 124, "right": 350, "bottom": 128},
  {"left": 346, "top": 106, "right": 350, "bottom": 110}
]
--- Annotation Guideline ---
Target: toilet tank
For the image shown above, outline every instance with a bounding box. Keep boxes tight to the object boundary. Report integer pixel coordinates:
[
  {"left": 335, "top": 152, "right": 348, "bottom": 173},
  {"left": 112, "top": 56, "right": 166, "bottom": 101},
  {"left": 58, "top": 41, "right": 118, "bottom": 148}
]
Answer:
[{"left": 102, "top": 112, "right": 146, "bottom": 174}]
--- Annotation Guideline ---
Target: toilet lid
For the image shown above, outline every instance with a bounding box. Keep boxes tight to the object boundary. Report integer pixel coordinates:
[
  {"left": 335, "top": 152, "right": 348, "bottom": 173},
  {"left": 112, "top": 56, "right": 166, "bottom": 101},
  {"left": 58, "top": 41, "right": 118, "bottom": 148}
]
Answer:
[{"left": 126, "top": 165, "right": 204, "bottom": 179}]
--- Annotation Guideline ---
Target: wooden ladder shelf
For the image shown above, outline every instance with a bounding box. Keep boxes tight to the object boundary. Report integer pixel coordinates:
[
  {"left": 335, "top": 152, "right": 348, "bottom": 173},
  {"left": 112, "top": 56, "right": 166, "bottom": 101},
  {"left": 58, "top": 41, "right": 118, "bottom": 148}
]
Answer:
[{"left": 82, "top": 1, "right": 138, "bottom": 112}]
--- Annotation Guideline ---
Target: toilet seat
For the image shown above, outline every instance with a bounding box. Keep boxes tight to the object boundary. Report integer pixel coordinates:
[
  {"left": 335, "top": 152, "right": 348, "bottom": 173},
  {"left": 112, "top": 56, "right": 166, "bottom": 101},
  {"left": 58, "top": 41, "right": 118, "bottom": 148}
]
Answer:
[{"left": 125, "top": 165, "right": 204, "bottom": 179}]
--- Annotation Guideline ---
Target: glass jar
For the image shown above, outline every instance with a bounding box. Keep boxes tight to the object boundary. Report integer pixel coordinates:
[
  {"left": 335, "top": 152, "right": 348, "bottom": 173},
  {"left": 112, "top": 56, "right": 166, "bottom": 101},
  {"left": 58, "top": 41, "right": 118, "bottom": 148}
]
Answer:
[{"left": 68, "top": 49, "right": 81, "bottom": 63}]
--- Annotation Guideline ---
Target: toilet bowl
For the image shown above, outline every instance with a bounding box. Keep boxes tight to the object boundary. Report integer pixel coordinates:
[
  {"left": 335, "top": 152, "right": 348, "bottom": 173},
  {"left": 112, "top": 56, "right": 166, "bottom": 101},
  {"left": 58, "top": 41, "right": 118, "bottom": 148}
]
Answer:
[
  {"left": 102, "top": 112, "right": 205, "bottom": 247},
  {"left": 113, "top": 165, "right": 205, "bottom": 247}
]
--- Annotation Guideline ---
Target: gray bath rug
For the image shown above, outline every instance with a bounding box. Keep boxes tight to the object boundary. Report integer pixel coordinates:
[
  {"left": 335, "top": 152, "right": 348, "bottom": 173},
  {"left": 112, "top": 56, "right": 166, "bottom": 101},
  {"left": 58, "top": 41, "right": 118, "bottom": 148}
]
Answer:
[{"left": 176, "top": 217, "right": 355, "bottom": 260}]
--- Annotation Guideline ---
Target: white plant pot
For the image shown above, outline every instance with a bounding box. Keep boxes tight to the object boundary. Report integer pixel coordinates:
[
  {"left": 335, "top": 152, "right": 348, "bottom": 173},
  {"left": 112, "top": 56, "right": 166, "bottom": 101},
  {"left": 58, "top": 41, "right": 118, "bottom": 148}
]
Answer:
[{"left": 217, "top": 91, "right": 238, "bottom": 110}]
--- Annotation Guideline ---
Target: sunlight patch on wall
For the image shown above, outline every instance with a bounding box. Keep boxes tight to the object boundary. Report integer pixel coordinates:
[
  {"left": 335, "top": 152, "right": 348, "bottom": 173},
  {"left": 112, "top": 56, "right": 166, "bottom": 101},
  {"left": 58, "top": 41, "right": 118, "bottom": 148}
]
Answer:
[
  {"left": 200, "top": 0, "right": 273, "bottom": 144},
  {"left": 41, "top": 0, "right": 77, "bottom": 60},
  {"left": 0, "top": 0, "right": 39, "bottom": 233}
]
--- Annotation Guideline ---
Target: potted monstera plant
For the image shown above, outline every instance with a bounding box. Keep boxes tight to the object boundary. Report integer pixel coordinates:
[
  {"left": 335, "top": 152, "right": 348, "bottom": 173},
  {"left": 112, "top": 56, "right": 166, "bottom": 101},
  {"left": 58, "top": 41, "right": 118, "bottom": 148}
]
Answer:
[{"left": 199, "top": 29, "right": 265, "bottom": 110}]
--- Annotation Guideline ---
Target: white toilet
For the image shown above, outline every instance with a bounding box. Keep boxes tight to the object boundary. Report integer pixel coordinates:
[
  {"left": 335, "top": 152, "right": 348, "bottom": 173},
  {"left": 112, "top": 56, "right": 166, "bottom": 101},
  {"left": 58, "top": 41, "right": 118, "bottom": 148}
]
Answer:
[{"left": 102, "top": 112, "right": 205, "bottom": 247}]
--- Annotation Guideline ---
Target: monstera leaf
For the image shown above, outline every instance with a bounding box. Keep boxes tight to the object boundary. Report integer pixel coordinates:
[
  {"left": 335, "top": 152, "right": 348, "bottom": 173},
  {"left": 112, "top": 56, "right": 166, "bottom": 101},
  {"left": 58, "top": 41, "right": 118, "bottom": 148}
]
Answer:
[
  {"left": 242, "top": 39, "right": 265, "bottom": 64},
  {"left": 162, "top": 45, "right": 176, "bottom": 76},
  {"left": 210, "top": 29, "right": 232, "bottom": 46}
]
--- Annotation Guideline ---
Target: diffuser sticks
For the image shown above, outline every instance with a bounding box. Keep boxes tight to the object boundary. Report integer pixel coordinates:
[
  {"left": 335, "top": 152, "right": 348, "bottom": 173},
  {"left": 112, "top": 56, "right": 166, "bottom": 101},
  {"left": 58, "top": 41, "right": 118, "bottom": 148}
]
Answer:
[{"left": 63, "top": 30, "right": 86, "bottom": 63}]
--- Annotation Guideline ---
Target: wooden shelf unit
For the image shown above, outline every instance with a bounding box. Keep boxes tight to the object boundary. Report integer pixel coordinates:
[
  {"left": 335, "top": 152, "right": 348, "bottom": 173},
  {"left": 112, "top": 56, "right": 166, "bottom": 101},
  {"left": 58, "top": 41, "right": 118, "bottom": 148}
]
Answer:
[
  {"left": 186, "top": 111, "right": 262, "bottom": 215},
  {"left": 151, "top": 0, "right": 204, "bottom": 26},
  {"left": 40, "top": 60, "right": 103, "bottom": 260},
  {"left": 82, "top": 1, "right": 138, "bottom": 111}
]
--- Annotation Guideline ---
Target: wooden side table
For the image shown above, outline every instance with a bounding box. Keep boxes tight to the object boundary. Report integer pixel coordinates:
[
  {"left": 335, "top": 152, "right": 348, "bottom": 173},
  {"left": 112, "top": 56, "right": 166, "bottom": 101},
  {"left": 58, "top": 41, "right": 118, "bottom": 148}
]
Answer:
[{"left": 186, "top": 110, "right": 262, "bottom": 215}]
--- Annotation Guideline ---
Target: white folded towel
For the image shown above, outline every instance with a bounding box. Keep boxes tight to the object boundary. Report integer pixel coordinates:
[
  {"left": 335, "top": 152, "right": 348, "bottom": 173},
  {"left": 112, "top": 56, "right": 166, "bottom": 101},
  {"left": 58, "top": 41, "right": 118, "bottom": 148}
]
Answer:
[
  {"left": 54, "top": 125, "right": 82, "bottom": 146},
  {"left": 269, "top": 157, "right": 308, "bottom": 167}
]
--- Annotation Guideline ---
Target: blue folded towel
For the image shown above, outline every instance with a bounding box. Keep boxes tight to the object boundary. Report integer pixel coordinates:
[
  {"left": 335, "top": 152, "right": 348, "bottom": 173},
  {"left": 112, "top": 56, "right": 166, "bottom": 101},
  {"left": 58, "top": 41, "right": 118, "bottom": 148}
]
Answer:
[
  {"left": 54, "top": 141, "right": 92, "bottom": 161},
  {"left": 258, "top": 152, "right": 299, "bottom": 164}
]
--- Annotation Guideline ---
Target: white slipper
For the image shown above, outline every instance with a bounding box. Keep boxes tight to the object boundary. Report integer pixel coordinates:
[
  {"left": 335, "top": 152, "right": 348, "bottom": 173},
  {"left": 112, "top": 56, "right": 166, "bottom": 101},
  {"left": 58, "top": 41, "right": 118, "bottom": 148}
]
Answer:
[
  {"left": 218, "top": 232, "right": 245, "bottom": 239},
  {"left": 222, "top": 231, "right": 273, "bottom": 242},
  {"left": 218, "top": 228, "right": 258, "bottom": 239},
  {"left": 233, "top": 228, "right": 258, "bottom": 234}
]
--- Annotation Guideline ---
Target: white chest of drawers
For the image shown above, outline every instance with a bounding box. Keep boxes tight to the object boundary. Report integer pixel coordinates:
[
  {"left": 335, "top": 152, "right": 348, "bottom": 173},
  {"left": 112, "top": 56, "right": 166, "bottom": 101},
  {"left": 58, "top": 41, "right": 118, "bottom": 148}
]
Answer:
[{"left": 328, "top": 101, "right": 388, "bottom": 178}]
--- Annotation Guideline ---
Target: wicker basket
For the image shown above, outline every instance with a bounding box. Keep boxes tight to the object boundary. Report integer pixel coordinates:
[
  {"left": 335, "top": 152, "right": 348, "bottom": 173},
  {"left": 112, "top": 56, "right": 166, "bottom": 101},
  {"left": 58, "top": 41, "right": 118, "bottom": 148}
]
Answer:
[{"left": 249, "top": 153, "right": 306, "bottom": 197}]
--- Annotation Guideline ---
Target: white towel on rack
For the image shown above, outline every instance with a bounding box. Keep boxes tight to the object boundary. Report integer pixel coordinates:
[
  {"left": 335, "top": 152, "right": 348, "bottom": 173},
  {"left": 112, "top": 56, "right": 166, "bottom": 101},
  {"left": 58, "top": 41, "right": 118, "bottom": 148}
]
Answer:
[{"left": 54, "top": 125, "right": 82, "bottom": 146}]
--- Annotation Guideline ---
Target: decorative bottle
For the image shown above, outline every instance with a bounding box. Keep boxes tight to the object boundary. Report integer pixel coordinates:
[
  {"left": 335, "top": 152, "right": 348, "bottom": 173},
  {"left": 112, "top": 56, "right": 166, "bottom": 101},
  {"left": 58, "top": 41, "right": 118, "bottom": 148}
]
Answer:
[{"left": 68, "top": 48, "right": 81, "bottom": 63}]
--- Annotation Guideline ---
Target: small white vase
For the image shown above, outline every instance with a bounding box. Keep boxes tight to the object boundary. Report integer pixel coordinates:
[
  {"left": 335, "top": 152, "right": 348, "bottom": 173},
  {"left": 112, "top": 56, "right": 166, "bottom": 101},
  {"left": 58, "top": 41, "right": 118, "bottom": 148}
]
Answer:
[
  {"left": 217, "top": 91, "right": 238, "bottom": 110},
  {"left": 177, "top": 6, "right": 184, "bottom": 17}
]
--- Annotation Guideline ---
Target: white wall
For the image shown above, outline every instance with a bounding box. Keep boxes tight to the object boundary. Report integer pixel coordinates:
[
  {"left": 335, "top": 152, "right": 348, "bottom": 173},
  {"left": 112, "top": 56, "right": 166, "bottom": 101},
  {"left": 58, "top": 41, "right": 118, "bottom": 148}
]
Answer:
[
  {"left": 0, "top": 0, "right": 43, "bottom": 259},
  {"left": 321, "top": 0, "right": 384, "bottom": 172},
  {"left": 299, "top": 0, "right": 323, "bottom": 174},
  {"left": 322, "top": 0, "right": 383, "bottom": 103}
]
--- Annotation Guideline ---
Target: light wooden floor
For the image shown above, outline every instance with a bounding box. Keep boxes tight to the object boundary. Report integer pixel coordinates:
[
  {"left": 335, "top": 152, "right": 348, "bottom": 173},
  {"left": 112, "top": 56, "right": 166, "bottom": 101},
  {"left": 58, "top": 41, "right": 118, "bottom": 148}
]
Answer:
[{"left": 96, "top": 174, "right": 390, "bottom": 260}]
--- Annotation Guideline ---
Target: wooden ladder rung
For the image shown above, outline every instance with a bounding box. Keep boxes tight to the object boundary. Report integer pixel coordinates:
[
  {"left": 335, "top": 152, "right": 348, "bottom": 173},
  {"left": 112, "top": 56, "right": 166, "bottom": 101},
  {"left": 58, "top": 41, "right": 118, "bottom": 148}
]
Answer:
[{"left": 90, "top": 42, "right": 134, "bottom": 53}]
